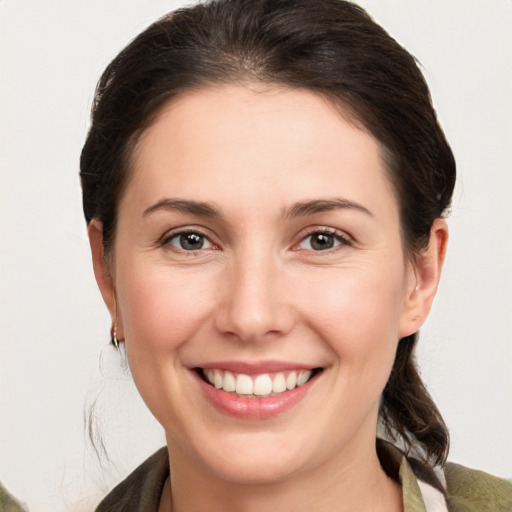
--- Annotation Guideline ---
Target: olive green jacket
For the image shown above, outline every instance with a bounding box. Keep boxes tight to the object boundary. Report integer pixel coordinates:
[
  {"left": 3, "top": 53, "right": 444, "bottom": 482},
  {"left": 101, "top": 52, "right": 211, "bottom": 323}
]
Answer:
[
  {"left": 95, "top": 444, "right": 512, "bottom": 512},
  {"left": 0, "top": 482, "right": 26, "bottom": 512},
  {"left": 399, "top": 454, "right": 512, "bottom": 511}
]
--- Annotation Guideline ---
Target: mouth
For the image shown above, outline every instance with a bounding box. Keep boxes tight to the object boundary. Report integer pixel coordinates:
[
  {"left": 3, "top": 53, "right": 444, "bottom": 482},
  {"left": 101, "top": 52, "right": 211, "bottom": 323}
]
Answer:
[{"left": 195, "top": 367, "right": 323, "bottom": 398}]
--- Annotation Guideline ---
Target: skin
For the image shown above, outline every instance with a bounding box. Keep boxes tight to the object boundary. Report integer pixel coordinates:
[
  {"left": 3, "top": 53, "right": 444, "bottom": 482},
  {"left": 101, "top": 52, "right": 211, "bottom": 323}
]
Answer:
[{"left": 89, "top": 84, "right": 448, "bottom": 512}]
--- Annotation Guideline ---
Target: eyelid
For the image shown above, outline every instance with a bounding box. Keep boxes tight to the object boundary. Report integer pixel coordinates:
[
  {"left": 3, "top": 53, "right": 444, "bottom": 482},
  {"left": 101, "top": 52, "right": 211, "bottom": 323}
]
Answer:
[
  {"left": 293, "top": 226, "right": 353, "bottom": 251},
  {"left": 159, "top": 226, "right": 219, "bottom": 251},
  {"left": 158, "top": 225, "right": 352, "bottom": 253}
]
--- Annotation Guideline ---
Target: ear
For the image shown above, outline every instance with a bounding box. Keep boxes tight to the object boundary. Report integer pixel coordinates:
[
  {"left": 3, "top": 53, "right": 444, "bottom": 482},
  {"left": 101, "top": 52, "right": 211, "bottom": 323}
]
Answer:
[
  {"left": 88, "top": 220, "right": 124, "bottom": 338},
  {"left": 399, "top": 218, "right": 449, "bottom": 338}
]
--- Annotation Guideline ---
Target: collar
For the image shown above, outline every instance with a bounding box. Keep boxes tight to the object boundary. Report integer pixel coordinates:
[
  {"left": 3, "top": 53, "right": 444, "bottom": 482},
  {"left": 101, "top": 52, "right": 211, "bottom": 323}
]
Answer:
[{"left": 377, "top": 439, "right": 449, "bottom": 512}]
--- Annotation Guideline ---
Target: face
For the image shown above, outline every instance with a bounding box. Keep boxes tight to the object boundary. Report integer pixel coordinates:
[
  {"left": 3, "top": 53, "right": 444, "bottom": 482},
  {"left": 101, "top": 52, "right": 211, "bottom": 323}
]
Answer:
[{"left": 91, "top": 84, "right": 443, "bottom": 485}]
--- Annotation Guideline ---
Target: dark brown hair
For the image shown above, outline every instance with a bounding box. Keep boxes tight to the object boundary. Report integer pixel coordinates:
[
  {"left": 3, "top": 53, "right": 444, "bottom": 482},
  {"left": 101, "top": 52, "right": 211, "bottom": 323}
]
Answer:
[{"left": 81, "top": 0, "right": 455, "bottom": 465}]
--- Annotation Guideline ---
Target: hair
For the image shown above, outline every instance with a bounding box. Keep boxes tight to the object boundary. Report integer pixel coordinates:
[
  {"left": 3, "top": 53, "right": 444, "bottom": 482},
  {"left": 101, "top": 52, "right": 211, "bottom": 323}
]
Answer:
[{"left": 80, "top": 0, "right": 455, "bottom": 466}]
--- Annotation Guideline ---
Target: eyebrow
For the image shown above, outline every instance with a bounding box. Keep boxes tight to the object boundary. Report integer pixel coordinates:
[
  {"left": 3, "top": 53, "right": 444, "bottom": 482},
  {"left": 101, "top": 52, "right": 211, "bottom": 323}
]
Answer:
[
  {"left": 142, "top": 197, "right": 372, "bottom": 220},
  {"left": 143, "top": 198, "right": 223, "bottom": 218},
  {"left": 284, "top": 198, "right": 373, "bottom": 218}
]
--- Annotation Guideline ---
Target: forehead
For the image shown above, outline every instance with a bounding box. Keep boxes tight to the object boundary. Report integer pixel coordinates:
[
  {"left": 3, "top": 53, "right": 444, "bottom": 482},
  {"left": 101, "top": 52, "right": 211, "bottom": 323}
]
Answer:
[{"left": 124, "top": 84, "right": 397, "bottom": 218}]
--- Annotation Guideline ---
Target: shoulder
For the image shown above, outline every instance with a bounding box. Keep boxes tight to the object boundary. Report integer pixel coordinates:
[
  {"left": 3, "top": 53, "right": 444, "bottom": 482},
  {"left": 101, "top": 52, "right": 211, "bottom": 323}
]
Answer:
[
  {"left": 0, "top": 482, "right": 27, "bottom": 512},
  {"left": 444, "top": 462, "right": 512, "bottom": 512},
  {"left": 95, "top": 447, "right": 169, "bottom": 512}
]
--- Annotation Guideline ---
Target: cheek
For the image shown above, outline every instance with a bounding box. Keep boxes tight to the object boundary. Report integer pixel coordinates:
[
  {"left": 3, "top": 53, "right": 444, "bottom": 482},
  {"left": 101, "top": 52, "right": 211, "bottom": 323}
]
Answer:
[
  {"left": 297, "top": 264, "right": 406, "bottom": 369},
  {"left": 305, "top": 271, "right": 405, "bottom": 428},
  {"left": 113, "top": 264, "right": 219, "bottom": 423},
  {"left": 116, "top": 264, "right": 214, "bottom": 354}
]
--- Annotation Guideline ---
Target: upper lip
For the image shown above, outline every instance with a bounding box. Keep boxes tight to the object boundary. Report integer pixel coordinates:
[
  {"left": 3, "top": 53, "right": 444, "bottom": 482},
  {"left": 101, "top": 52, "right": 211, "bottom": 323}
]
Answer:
[{"left": 193, "top": 360, "right": 320, "bottom": 374}]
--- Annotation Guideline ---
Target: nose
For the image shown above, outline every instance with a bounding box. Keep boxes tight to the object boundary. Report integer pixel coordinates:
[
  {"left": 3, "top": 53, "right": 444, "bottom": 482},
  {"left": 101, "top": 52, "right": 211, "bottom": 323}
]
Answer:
[{"left": 214, "top": 251, "right": 295, "bottom": 344}]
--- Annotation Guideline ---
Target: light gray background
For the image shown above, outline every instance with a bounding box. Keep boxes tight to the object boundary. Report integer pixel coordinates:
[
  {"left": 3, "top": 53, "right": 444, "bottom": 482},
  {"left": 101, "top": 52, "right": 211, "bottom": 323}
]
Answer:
[{"left": 1, "top": 1, "right": 511, "bottom": 510}]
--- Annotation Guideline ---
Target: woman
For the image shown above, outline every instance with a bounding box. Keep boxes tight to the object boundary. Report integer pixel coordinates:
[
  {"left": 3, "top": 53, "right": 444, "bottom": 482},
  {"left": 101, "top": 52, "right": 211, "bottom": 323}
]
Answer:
[{"left": 80, "top": 0, "right": 512, "bottom": 510}]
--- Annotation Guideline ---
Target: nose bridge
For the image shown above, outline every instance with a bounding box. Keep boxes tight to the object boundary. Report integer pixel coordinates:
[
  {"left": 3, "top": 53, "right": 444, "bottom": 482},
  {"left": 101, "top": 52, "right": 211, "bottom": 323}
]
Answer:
[{"left": 215, "top": 243, "right": 293, "bottom": 342}]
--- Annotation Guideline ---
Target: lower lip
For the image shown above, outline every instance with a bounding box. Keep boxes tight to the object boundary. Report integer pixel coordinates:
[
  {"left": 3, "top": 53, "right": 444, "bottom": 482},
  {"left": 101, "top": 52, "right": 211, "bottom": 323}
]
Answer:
[{"left": 194, "top": 371, "right": 318, "bottom": 419}]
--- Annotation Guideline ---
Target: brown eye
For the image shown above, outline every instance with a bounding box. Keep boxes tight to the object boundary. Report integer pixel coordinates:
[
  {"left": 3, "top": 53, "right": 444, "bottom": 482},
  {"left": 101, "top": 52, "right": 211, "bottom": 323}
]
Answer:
[
  {"left": 297, "top": 230, "right": 350, "bottom": 252},
  {"left": 310, "top": 233, "right": 335, "bottom": 250},
  {"left": 180, "top": 233, "right": 204, "bottom": 250},
  {"left": 166, "top": 231, "right": 213, "bottom": 251}
]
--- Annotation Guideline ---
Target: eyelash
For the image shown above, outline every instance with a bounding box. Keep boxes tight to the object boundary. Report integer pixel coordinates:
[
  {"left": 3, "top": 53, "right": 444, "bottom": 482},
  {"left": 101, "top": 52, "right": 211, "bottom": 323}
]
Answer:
[
  {"left": 160, "top": 227, "right": 352, "bottom": 254},
  {"left": 294, "top": 227, "right": 353, "bottom": 253},
  {"left": 160, "top": 229, "right": 216, "bottom": 253}
]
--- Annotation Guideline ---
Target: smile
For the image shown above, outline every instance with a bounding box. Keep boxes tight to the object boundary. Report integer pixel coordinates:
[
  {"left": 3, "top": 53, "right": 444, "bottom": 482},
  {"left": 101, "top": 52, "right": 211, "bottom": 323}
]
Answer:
[
  {"left": 192, "top": 362, "right": 323, "bottom": 419},
  {"left": 200, "top": 368, "right": 317, "bottom": 397}
]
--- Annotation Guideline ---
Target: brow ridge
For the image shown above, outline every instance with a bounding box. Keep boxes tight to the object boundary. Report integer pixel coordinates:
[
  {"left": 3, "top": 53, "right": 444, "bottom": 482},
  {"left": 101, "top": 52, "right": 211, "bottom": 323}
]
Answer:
[
  {"left": 143, "top": 197, "right": 371, "bottom": 220},
  {"left": 284, "top": 198, "right": 373, "bottom": 218},
  {"left": 143, "top": 198, "right": 222, "bottom": 218}
]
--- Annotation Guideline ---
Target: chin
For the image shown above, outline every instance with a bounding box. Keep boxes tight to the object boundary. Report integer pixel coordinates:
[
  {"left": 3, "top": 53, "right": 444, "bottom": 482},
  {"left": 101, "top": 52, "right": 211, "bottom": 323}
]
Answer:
[
  {"left": 185, "top": 429, "right": 314, "bottom": 485},
  {"left": 212, "top": 454, "right": 303, "bottom": 485}
]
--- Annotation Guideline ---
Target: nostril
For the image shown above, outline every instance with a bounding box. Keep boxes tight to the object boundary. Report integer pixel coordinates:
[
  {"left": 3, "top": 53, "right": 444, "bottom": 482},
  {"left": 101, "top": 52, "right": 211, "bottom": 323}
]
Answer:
[{"left": 214, "top": 303, "right": 296, "bottom": 344}]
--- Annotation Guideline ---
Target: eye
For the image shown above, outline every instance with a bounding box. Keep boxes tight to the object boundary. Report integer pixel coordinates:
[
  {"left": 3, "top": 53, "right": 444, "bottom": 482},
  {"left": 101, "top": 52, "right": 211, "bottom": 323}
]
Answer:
[
  {"left": 165, "top": 231, "right": 214, "bottom": 251},
  {"left": 297, "top": 230, "right": 350, "bottom": 251}
]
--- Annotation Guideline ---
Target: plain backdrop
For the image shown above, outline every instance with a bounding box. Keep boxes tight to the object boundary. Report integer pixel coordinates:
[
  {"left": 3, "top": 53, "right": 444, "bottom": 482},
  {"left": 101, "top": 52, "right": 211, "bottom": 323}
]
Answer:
[{"left": 1, "top": 1, "right": 511, "bottom": 510}]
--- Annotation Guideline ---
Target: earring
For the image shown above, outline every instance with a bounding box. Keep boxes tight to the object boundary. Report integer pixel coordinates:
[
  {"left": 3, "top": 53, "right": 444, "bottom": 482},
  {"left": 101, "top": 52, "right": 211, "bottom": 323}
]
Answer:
[{"left": 111, "top": 323, "right": 119, "bottom": 349}]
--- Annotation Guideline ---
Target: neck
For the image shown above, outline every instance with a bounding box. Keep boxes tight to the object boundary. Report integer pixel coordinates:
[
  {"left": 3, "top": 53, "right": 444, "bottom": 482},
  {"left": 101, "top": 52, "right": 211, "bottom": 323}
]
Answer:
[{"left": 162, "top": 436, "right": 402, "bottom": 512}]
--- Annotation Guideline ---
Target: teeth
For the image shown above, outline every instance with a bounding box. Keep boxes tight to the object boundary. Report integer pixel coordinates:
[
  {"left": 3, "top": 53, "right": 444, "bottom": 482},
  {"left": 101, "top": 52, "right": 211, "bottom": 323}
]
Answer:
[
  {"left": 223, "top": 371, "right": 236, "bottom": 392},
  {"left": 286, "top": 371, "right": 297, "bottom": 390},
  {"left": 202, "top": 368, "right": 315, "bottom": 397},
  {"left": 253, "top": 374, "right": 273, "bottom": 396},
  {"left": 236, "top": 374, "right": 253, "bottom": 395},
  {"left": 214, "top": 369, "right": 223, "bottom": 389},
  {"left": 297, "top": 370, "right": 312, "bottom": 387},
  {"left": 272, "top": 373, "right": 287, "bottom": 393}
]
